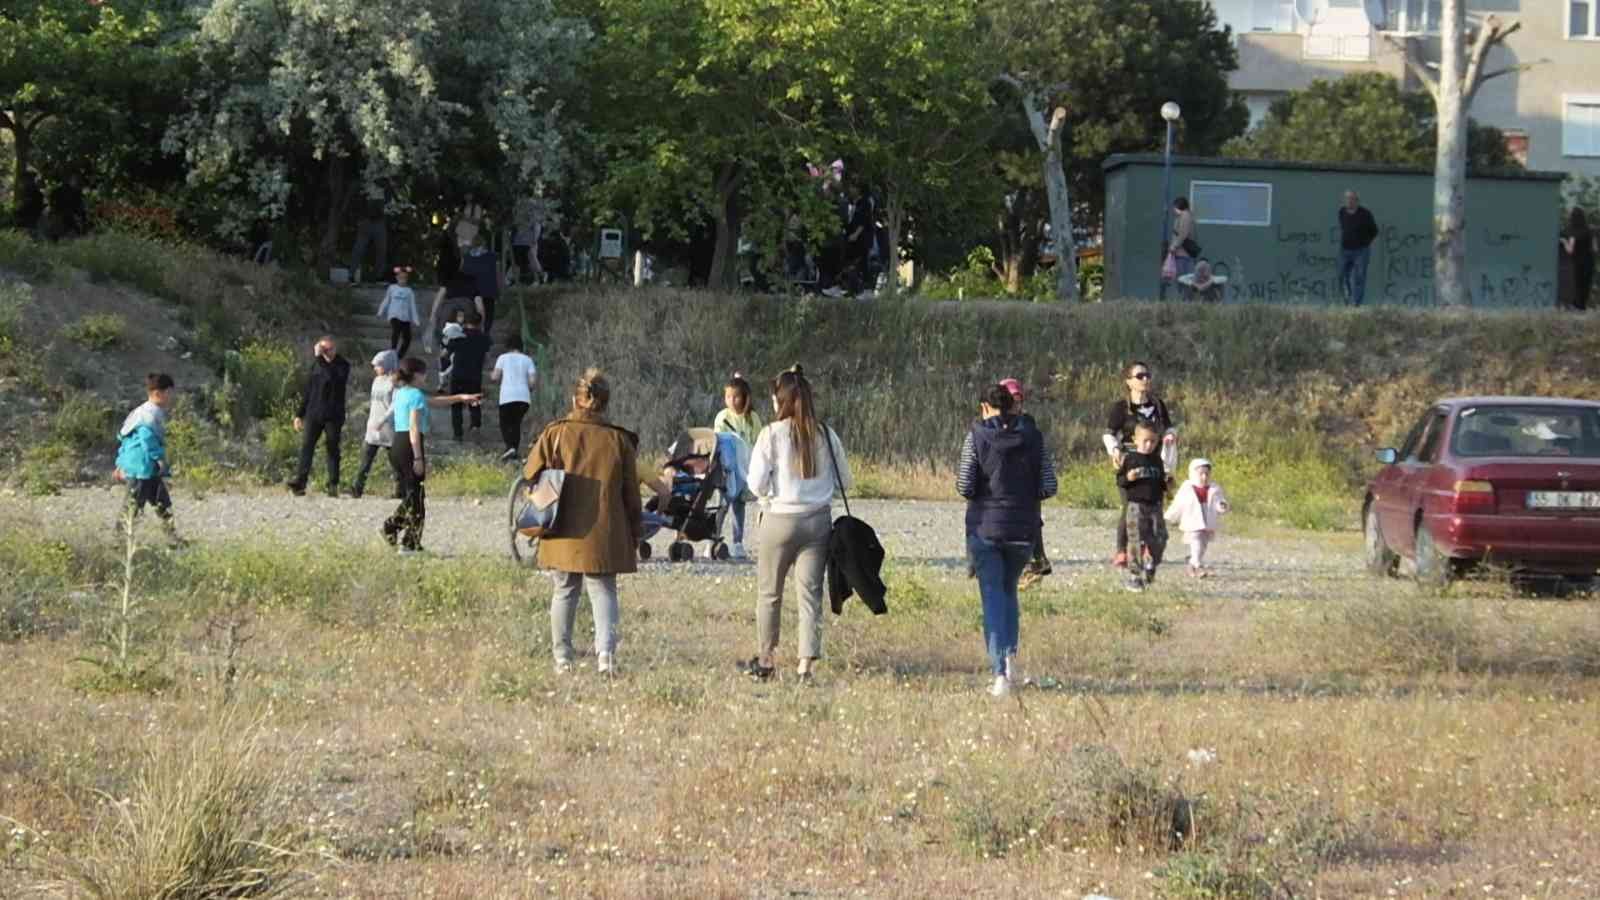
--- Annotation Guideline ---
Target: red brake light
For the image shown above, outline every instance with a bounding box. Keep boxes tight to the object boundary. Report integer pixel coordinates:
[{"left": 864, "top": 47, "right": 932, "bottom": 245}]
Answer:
[{"left": 1451, "top": 480, "right": 1496, "bottom": 514}]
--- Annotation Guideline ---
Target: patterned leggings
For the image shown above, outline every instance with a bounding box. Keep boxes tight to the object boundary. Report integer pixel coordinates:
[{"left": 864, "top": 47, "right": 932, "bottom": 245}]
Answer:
[{"left": 384, "top": 439, "right": 426, "bottom": 550}]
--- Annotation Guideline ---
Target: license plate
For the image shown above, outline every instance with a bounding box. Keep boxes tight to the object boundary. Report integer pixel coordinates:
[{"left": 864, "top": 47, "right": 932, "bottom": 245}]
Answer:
[{"left": 1527, "top": 491, "right": 1600, "bottom": 510}]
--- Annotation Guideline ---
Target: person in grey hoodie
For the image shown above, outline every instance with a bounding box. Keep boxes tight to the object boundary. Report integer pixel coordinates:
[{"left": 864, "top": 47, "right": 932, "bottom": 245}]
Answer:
[{"left": 351, "top": 350, "right": 399, "bottom": 499}]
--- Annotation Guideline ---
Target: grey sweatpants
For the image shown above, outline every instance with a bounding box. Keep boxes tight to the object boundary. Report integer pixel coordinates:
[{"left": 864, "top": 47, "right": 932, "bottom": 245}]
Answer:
[
  {"left": 550, "top": 572, "right": 619, "bottom": 664},
  {"left": 756, "top": 507, "right": 832, "bottom": 660}
]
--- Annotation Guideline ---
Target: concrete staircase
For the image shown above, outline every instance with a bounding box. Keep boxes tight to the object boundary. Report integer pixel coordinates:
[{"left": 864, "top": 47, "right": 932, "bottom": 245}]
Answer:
[{"left": 339, "top": 285, "right": 525, "bottom": 462}]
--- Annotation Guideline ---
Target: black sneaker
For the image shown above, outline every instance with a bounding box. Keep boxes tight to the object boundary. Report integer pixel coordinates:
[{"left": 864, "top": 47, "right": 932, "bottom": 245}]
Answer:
[
  {"left": 380, "top": 524, "right": 399, "bottom": 548},
  {"left": 350, "top": 486, "right": 365, "bottom": 499},
  {"left": 737, "top": 657, "right": 774, "bottom": 681},
  {"left": 1124, "top": 574, "right": 1146, "bottom": 593},
  {"left": 287, "top": 482, "right": 306, "bottom": 497}
]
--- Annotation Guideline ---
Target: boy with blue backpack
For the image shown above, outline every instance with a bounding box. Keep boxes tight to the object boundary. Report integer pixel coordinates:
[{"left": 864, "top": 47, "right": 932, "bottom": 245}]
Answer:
[{"left": 115, "top": 373, "right": 183, "bottom": 544}]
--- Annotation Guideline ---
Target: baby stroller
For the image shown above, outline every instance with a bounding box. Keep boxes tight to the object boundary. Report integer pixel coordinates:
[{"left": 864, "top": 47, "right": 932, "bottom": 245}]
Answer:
[
  {"left": 506, "top": 427, "right": 733, "bottom": 566},
  {"left": 646, "top": 428, "right": 733, "bottom": 562}
]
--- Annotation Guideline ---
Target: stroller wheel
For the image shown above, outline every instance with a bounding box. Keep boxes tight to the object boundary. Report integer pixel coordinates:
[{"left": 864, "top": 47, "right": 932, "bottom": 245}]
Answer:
[
  {"left": 637, "top": 540, "right": 652, "bottom": 560},
  {"left": 670, "top": 541, "right": 694, "bottom": 563},
  {"left": 711, "top": 541, "right": 731, "bottom": 562}
]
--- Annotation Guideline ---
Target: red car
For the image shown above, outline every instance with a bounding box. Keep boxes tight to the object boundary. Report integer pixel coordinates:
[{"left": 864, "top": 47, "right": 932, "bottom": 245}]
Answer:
[{"left": 1364, "top": 397, "right": 1600, "bottom": 584}]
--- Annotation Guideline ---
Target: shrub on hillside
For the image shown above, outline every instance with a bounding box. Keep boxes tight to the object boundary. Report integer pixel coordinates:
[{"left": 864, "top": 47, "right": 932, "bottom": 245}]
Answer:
[
  {"left": 0, "top": 230, "right": 54, "bottom": 281},
  {"left": 62, "top": 313, "right": 128, "bottom": 350},
  {"left": 227, "top": 341, "right": 302, "bottom": 421},
  {"left": 0, "top": 280, "right": 31, "bottom": 360}
]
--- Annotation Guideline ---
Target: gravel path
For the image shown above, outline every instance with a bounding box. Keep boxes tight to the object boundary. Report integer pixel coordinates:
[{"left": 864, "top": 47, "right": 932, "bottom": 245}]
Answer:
[{"left": 16, "top": 487, "right": 1358, "bottom": 585}]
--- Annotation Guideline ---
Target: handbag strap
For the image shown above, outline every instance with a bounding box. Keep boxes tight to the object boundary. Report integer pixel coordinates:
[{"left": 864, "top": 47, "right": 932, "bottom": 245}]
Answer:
[{"left": 820, "top": 421, "right": 850, "bottom": 519}]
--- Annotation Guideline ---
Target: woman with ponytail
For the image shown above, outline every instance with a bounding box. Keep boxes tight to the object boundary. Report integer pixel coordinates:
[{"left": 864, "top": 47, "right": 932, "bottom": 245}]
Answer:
[{"left": 741, "top": 366, "right": 851, "bottom": 682}]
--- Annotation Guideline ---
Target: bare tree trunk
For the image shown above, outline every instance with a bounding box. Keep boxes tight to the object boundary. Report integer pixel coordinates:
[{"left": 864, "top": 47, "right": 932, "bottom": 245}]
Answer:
[
  {"left": 1433, "top": 0, "right": 1468, "bottom": 306},
  {"left": 883, "top": 190, "right": 906, "bottom": 296},
  {"left": 706, "top": 162, "right": 742, "bottom": 291},
  {"left": 1387, "top": 4, "right": 1523, "bottom": 307},
  {"left": 1019, "top": 95, "right": 1078, "bottom": 301}
]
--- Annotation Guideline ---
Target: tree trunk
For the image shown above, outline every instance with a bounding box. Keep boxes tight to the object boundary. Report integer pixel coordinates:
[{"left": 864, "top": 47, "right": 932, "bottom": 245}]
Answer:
[
  {"left": 883, "top": 191, "right": 906, "bottom": 296},
  {"left": 9, "top": 124, "right": 31, "bottom": 211},
  {"left": 317, "top": 155, "right": 353, "bottom": 273},
  {"left": 1020, "top": 94, "right": 1077, "bottom": 301},
  {"left": 1433, "top": 0, "right": 1469, "bottom": 306},
  {"left": 995, "top": 188, "right": 1040, "bottom": 294},
  {"left": 706, "top": 162, "right": 742, "bottom": 291}
]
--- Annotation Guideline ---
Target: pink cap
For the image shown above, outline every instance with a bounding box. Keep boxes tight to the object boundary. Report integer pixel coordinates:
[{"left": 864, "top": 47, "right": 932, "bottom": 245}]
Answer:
[{"left": 999, "top": 378, "right": 1023, "bottom": 403}]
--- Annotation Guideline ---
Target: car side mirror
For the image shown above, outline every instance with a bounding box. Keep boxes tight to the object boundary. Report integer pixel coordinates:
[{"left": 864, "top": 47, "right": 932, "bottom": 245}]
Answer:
[{"left": 1374, "top": 448, "right": 1398, "bottom": 465}]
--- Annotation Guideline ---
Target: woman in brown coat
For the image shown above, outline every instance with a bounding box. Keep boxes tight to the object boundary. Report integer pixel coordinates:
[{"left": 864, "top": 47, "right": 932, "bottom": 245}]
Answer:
[{"left": 522, "top": 369, "right": 642, "bottom": 674}]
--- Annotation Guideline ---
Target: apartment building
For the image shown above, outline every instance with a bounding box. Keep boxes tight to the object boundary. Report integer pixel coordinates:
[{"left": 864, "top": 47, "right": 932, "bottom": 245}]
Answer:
[{"left": 1211, "top": 0, "right": 1600, "bottom": 178}]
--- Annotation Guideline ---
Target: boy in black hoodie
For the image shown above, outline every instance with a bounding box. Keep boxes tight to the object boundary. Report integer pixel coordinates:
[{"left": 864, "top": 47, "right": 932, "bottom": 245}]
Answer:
[{"left": 1117, "top": 421, "right": 1168, "bottom": 591}]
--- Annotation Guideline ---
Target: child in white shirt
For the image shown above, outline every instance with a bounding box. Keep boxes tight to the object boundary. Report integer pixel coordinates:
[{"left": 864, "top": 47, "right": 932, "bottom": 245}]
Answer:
[
  {"left": 376, "top": 266, "right": 421, "bottom": 358},
  {"left": 1164, "top": 457, "right": 1230, "bottom": 577}
]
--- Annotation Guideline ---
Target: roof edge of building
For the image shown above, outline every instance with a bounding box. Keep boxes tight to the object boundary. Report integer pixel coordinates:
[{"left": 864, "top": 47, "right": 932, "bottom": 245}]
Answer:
[{"left": 1101, "top": 153, "right": 1567, "bottom": 183}]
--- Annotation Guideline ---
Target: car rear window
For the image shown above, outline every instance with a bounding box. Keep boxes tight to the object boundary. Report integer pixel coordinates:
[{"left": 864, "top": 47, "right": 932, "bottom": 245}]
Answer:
[{"left": 1453, "top": 406, "right": 1600, "bottom": 458}]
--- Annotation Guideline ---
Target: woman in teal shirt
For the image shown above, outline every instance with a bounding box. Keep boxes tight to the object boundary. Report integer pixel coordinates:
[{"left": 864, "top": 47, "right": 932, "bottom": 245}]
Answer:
[{"left": 383, "top": 357, "right": 481, "bottom": 553}]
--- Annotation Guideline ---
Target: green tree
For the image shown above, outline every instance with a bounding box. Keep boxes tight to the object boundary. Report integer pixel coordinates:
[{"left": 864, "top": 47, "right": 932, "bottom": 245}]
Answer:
[
  {"left": 1223, "top": 72, "right": 1516, "bottom": 172},
  {"left": 576, "top": 0, "right": 819, "bottom": 290},
  {"left": 718, "top": 0, "right": 1000, "bottom": 294},
  {"left": 165, "top": 0, "right": 585, "bottom": 261},
  {"left": 987, "top": 0, "right": 1248, "bottom": 298},
  {"left": 0, "top": 1, "right": 176, "bottom": 210}
]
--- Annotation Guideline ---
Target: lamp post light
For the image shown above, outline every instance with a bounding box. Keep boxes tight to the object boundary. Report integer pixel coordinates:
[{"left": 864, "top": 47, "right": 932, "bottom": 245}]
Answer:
[{"left": 1159, "top": 101, "right": 1181, "bottom": 301}]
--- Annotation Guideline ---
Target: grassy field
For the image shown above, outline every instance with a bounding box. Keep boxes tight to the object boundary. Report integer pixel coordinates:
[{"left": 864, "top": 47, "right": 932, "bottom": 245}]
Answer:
[{"left": 2, "top": 500, "right": 1597, "bottom": 898}]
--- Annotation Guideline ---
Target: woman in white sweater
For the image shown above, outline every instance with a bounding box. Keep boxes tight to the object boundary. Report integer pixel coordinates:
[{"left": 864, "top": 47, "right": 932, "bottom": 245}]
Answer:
[{"left": 741, "top": 366, "right": 851, "bottom": 683}]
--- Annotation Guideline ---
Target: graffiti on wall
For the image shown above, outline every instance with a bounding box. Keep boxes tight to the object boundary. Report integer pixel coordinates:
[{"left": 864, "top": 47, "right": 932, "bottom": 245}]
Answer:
[{"left": 1210, "top": 224, "right": 1553, "bottom": 307}]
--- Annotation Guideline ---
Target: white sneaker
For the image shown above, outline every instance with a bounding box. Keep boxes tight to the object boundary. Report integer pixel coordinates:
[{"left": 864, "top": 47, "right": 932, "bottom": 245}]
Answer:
[
  {"left": 554, "top": 659, "right": 572, "bottom": 674},
  {"left": 730, "top": 542, "right": 747, "bottom": 560},
  {"left": 1006, "top": 655, "right": 1029, "bottom": 687},
  {"left": 989, "top": 675, "right": 1012, "bottom": 698},
  {"left": 597, "top": 653, "right": 615, "bottom": 675},
  {"left": 499, "top": 448, "right": 518, "bottom": 462}
]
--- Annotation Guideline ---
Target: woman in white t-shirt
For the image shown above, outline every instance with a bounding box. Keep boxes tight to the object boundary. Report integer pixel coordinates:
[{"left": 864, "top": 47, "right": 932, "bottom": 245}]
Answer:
[
  {"left": 741, "top": 366, "right": 851, "bottom": 683},
  {"left": 490, "top": 336, "right": 538, "bottom": 460}
]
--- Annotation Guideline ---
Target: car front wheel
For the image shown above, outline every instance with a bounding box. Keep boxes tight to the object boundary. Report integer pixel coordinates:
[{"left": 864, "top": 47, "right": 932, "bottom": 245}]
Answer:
[
  {"left": 1414, "top": 523, "right": 1451, "bottom": 590},
  {"left": 1364, "top": 505, "right": 1398, "bottom": 577}
]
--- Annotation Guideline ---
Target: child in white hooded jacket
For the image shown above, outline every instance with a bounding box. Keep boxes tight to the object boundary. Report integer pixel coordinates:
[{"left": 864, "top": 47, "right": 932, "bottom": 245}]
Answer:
[{"left": 1164, "top": 458, "right": 1230, "bottom": 577}]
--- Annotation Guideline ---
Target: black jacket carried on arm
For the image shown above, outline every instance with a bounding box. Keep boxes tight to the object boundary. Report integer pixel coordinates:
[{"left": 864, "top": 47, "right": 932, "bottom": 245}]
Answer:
[
  {"left": 827, "top": 517, "right": 888, "bottom": 616},
  {"left": 298, "top": 354, "right": 351, "bottom": 422}
]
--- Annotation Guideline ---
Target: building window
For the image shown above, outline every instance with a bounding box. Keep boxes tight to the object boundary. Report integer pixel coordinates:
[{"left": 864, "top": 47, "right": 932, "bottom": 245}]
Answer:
[
  {"left": 1571, "top": 0, "right": 1597, "bottom": 38},
  {"left": 1251, "top": 0, "right": 1294, "bottom": 32},
  {"left": 1190, "top": 181, "right": 1274, "bottom": 227},
  {"left": 1381, "top": 0, "right": 1442, "bottom": 35},
  {"left": 1565, "top": 96, "right": 1600, "bottom": 157}
]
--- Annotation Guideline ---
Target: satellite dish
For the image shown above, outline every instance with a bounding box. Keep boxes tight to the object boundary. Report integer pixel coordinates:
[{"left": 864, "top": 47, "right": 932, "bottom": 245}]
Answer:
[
  {"left": 1364, "top": 0, "right": 1388, "bottom": 29},
  {"left": 1293, "top": 0, "right": 1320, "bottom": 27}
]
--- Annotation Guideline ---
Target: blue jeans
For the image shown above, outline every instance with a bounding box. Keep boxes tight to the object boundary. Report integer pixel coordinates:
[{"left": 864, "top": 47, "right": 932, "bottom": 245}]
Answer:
[
  {"left": 1339, "top": 246, "right": 1371, "bottom": 306},
  {"left": 730, "top": 499, "right": 747, "bottom": 545},
  {"left": 968, "top": 535, "right": 1033, "bottom": 676}
]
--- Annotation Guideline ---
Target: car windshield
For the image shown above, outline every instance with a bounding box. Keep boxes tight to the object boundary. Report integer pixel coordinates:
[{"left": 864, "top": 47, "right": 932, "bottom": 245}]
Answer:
[{"left": 1452, "top": 405, "right": 1600, "bottom": 458}]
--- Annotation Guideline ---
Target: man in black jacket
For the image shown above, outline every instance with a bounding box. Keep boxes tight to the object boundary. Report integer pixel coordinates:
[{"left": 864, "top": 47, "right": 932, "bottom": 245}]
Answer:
[
  {"left": 1337, "top": 190, "right": 1379, "bottom": 306},
  {"left": 288, "top": 336, "right": 351, "bottom": 497}
]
